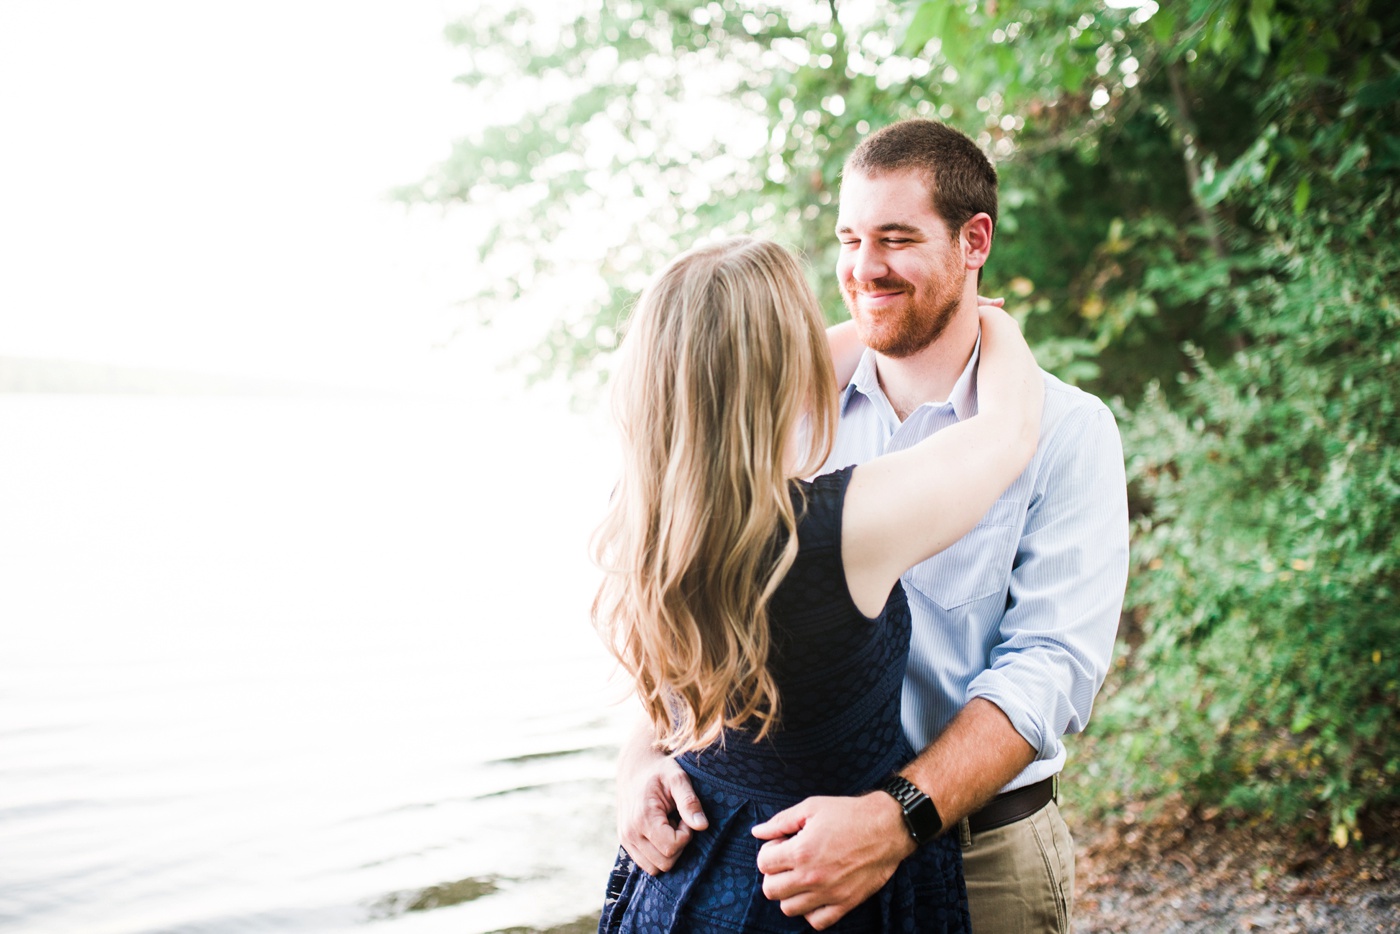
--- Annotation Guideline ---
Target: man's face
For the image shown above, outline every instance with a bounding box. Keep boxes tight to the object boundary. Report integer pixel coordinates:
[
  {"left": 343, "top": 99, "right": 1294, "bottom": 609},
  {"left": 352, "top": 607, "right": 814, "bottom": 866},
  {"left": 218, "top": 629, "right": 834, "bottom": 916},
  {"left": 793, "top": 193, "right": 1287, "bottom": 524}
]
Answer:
[{"left": 835, "top": 169, "right": 967, "bottom": 358}]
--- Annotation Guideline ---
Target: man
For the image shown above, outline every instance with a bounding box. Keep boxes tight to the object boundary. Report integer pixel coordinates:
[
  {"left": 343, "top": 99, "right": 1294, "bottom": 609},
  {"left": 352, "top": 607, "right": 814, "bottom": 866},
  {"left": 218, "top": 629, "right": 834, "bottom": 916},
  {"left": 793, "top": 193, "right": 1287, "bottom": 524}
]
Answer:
[{"left": 613, "top": 118, "right": 1128, "bottom": 932}]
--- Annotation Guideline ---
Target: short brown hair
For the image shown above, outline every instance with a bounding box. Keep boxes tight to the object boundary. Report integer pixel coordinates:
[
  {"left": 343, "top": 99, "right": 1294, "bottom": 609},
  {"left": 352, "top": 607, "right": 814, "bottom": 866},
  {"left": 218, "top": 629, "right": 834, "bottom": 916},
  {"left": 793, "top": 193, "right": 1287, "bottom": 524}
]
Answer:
[{"left": 845, "top": 119, "right": 998, "bottom": 236}]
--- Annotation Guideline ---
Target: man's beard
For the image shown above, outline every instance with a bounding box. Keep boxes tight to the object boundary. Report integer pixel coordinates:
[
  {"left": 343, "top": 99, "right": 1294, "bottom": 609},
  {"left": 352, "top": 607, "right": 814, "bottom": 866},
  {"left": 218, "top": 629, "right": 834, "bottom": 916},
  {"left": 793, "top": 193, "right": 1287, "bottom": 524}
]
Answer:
[{"left": 844, "top": 264, "right": 965, "bottom": 359}]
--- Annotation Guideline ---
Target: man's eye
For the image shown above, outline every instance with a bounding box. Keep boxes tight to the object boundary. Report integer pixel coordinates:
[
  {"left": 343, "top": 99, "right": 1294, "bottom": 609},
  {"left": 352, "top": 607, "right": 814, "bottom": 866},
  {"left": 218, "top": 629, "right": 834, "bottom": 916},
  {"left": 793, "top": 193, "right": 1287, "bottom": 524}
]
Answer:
[
  {"left": 839, "top": 239, "right": 859, "bottom": 247},
  {"left": 885, "top": 238, "right": 911, "bottom": 245}
]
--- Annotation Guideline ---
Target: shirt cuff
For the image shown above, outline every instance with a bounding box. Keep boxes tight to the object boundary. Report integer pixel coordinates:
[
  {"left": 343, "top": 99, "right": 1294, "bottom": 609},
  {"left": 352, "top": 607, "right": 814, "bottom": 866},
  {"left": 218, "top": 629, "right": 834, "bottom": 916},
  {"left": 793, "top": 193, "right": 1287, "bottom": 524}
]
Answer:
[{"left": 966, "top": 668, "right": 1057, "bottom": 762}]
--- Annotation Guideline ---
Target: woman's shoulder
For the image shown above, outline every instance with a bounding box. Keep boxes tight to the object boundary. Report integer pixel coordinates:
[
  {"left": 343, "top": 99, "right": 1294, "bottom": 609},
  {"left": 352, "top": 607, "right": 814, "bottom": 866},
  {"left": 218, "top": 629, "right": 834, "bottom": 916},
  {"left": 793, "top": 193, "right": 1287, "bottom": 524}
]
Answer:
[
  {"left": 789, "top": 465, "right": 856, "bottom": 550},
  {"left": 791, "top": 463, "right": 856, "bottom": 499}
]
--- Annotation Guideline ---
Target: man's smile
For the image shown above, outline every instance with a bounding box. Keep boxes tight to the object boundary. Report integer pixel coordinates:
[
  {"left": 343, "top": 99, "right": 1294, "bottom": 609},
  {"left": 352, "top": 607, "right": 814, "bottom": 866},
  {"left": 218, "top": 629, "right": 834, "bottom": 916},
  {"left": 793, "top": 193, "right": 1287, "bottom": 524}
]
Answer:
[
  {"left": 849, "top": 279, "right": 914, "bottom": 310},
  {"left": 855, "top": 289, "right": 906, "bottom": 302}
]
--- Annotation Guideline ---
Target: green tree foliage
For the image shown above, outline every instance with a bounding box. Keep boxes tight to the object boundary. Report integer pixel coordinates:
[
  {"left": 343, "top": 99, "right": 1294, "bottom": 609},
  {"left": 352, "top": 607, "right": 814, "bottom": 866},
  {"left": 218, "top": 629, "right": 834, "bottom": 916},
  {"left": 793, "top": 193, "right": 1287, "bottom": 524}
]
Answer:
[
  {"left": 408, "top": 0, "right": 1400, "bottom": 839},
  {"left": 1079, "top": 0, "right": 1400, "bottom": 844},
  {"left": 1103, "top": 187, "right": 1400, "bottom": 842},
  {"left": 401, "top": 0, "right": 1145, "bottom": 384}
]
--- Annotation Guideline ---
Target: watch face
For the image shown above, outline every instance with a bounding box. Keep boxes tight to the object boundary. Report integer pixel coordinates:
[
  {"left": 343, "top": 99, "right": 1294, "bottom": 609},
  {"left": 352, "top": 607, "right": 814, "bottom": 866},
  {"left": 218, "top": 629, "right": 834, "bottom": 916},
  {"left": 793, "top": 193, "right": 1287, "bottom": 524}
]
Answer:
[
  {"left": 883, "top": 776, "right": 942, "bottom": 843},
  {"left": 906, "top": 795, "right": 942, "bottom": 841},
  {"left": 884, "top": 778, "right": 940, "bottom": 845}
]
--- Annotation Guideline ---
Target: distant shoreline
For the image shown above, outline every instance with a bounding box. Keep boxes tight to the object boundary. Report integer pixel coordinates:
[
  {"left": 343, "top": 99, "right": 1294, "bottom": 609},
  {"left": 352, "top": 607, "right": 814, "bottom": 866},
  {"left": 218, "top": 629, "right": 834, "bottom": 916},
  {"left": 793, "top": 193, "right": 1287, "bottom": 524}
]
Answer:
[{"left": 0, "top": 356, "right": 396, "bottom": 399}]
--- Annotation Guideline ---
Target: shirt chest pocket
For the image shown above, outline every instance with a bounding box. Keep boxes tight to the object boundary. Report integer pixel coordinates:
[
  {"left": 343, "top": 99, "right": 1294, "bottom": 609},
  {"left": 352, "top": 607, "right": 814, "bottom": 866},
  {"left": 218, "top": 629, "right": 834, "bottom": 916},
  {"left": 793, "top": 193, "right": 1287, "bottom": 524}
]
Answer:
[{"left": 902, "top": 498, "right": 1022, "bottom": 611}]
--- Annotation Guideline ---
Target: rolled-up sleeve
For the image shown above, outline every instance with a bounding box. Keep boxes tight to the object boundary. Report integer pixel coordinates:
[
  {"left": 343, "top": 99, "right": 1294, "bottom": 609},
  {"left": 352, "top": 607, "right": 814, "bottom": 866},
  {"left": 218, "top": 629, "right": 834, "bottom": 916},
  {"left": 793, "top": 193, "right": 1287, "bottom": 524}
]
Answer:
[{"left": 967, "top": 404, "right": 1129, "bottom": 760}]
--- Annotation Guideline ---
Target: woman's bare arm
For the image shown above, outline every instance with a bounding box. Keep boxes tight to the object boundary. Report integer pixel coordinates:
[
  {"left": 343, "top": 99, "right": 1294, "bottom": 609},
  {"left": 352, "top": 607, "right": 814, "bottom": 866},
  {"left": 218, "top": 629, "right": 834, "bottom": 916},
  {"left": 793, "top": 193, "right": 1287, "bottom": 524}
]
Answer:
[{"left": 841, "top": 305, "right": 1042, "bottom": 616}]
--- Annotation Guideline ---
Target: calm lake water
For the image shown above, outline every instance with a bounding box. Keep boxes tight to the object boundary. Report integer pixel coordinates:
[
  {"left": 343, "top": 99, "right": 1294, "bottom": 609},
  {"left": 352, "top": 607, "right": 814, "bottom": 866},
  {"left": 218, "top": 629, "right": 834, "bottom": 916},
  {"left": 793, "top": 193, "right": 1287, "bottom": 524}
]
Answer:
[{"left": 0, "top": 393, "right": 631, "bottom": 934}]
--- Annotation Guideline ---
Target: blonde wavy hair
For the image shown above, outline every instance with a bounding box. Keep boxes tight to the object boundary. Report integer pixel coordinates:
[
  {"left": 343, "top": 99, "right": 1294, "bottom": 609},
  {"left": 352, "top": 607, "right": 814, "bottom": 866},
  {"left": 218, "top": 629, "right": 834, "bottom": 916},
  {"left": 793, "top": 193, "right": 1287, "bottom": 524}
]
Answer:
[{"left": 592, "top": 237, "right": 838, "bottom": 754}]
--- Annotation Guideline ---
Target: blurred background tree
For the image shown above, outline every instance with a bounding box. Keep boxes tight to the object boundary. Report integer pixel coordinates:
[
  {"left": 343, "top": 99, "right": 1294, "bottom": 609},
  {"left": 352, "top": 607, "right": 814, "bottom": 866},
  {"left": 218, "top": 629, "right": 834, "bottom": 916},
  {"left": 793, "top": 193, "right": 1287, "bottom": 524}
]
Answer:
[{"left": 404, "top": 0, "right": 1400, "bottom": 844}]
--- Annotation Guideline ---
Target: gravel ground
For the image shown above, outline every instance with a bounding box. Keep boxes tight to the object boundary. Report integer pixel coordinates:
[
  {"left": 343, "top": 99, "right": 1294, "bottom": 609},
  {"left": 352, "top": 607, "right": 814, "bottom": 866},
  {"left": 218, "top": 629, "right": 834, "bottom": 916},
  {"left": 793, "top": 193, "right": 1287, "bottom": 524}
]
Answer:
[
  {"left": 1075, "top": 804, "right": 1400, "bottom": 933},
  {"left": 500, "top": 807, "right": 1400, "bottom": 933}
]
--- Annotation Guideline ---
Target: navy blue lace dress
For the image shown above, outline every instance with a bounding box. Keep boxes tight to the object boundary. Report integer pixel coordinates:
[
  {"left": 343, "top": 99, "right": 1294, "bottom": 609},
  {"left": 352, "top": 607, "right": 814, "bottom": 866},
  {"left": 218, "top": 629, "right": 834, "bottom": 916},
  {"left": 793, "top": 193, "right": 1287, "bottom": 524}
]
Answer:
[{"left": 598, "top": 467, "right": 970, "bottom": 933}]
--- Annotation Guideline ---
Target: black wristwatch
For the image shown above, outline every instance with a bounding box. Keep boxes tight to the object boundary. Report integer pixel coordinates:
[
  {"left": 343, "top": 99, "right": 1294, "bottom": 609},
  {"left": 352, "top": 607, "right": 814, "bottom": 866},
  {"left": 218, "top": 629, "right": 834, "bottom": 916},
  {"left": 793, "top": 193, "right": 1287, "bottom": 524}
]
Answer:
[{"left": 880, "top": 774, "right": 943, "bottom": 845}]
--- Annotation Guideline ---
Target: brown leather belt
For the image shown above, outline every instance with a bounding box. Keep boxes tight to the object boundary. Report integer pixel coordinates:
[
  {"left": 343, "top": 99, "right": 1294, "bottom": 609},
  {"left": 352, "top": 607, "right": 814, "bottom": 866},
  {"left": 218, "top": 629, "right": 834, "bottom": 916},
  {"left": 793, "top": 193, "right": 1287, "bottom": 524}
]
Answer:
[{"left": 967, "top": 776, "right": 1055, "bottom": 834}]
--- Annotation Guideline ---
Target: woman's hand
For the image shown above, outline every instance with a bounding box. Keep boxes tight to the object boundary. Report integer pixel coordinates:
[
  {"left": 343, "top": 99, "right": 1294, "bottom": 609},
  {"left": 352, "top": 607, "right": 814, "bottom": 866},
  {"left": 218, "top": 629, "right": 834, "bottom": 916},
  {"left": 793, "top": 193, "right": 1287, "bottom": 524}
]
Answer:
[{"left": 975, "top": 303, "right": 1042, "bottom": 452}]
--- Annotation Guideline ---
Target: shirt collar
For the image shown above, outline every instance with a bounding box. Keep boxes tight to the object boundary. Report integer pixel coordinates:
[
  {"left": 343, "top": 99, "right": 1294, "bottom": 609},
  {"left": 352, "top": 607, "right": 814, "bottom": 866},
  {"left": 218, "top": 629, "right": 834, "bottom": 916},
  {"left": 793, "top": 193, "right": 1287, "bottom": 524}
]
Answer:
[{"left": 842, "top": 332, "right": 982, "bottom": 422}]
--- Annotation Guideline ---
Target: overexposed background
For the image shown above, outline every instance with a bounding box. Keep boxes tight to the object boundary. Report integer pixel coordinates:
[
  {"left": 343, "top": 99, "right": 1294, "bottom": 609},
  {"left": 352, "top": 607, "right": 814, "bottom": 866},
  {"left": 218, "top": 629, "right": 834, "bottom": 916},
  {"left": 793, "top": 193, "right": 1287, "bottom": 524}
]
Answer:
[
  {"left": 0, "top": 4, "right": 630, "bottom": 932},
  {"left": 1, "top": 0, "right": 556, "bottom": 388}
]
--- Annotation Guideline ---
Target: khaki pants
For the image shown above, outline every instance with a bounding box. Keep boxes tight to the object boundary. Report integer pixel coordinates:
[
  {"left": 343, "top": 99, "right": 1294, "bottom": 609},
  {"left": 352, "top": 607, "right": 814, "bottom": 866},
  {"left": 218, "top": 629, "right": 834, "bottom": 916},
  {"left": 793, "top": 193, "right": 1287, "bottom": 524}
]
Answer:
[{"left": 961, "top": 800, "right": 1075, "bottom": 933}]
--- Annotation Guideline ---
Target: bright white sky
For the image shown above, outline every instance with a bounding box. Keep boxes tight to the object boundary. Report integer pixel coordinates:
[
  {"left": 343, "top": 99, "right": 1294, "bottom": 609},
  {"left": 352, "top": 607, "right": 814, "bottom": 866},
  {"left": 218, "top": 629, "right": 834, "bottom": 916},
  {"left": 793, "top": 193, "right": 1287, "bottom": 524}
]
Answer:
[{"left": 0, "top": 1, "right": 537, "bottom": 392}]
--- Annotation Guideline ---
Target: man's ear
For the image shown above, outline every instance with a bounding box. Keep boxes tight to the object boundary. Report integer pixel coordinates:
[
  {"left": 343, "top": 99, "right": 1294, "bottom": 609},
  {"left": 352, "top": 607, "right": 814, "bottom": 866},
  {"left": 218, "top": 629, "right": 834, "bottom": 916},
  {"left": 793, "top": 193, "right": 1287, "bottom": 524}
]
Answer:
[{"left": 961, "top": 213, "right": 993, "bottom": 272}]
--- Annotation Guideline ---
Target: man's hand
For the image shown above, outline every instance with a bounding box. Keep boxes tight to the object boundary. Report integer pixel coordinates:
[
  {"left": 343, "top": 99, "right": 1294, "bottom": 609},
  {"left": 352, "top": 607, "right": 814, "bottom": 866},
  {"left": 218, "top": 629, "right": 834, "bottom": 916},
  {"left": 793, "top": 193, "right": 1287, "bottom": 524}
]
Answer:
[
  {"left": 616, "top": 736, "right": 708, "bottom": 876},
  {"left": 752, "top": 792, "right": 915, "bottom": 930}
]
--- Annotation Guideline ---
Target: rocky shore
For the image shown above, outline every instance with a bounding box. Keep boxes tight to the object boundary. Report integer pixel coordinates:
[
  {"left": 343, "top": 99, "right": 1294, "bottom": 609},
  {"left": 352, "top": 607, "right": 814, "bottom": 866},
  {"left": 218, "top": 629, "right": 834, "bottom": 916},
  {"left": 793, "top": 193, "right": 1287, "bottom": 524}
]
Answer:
[
  {"left": 476, "top": 805, "right": 1400, "bottom": 934},
  {"left": 1076, "top": 805, "right": 1399, "bottom": 933}
]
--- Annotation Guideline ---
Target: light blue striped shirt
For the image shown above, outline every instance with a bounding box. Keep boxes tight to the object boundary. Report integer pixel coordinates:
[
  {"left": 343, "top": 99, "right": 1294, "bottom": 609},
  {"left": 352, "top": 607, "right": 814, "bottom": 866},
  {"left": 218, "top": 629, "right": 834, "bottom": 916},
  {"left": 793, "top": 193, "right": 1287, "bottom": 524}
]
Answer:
[{"left": 825, "top": 344, "right": 1128, "bottom": 793}]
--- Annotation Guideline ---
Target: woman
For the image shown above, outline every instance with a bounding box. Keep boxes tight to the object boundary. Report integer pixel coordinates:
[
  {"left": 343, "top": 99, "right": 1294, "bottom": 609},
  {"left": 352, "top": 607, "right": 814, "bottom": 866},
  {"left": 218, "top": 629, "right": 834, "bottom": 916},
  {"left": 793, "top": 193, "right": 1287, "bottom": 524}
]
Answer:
[{"left": 592, "top": 237, "right": 1042, "bottom": 932}]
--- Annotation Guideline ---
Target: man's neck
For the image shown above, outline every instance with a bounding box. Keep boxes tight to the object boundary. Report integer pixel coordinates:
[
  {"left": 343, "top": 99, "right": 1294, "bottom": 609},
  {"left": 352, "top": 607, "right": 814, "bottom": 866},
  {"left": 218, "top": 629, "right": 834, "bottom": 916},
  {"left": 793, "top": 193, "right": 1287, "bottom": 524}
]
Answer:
[{"left": 873, "top": 299, "right": 979, "bottom": 422}]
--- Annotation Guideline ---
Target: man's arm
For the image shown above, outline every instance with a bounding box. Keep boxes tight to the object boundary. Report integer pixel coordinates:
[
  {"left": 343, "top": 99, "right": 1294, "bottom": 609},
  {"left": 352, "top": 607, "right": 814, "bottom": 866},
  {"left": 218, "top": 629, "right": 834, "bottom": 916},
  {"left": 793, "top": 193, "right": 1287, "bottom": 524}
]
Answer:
[
  {"left": 754, "top": 399, "right": 1128, "bottom": 929},
  {"left": 752, "top": 699, "right": 1031, "bottom": 930},
  {"left": 962, "top": 404, "right": 1128, "bottom": 762},
  {"left": 615, "top": 717, "right": 708, "bottom": 875}
]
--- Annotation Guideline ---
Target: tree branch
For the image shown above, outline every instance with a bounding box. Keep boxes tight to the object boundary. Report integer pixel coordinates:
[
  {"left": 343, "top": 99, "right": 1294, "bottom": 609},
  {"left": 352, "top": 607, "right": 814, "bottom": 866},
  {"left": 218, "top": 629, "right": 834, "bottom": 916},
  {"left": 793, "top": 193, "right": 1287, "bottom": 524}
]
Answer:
[{"left": 1167, "top": 59, "right": 1227, "bottom": 260}]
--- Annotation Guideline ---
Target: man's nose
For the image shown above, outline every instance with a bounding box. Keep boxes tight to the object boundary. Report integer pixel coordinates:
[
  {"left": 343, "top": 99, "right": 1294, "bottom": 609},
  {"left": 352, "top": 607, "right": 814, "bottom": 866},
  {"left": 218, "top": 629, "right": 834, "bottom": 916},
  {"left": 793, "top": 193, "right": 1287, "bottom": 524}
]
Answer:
[{"left": 850, "top": 246, "right": 887, "bottom": 283}]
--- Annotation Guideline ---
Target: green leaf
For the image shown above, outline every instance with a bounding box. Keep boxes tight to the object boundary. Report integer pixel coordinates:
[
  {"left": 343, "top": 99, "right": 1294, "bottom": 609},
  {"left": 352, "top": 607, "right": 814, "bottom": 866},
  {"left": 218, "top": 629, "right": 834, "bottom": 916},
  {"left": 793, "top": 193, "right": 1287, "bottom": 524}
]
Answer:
[
  {"left": 1151, "top": 9, "right": 1178, "bottom": 47},
  {"left": 1373, "top": 134, "right": 1400, "bottom": 170},
  {"left": 1247, "top": 0, "right": 1273, "bottom": 53},
  {"left": 1196, "top": 127, "right": 1276, "bottom": 207},
  {"left": 995, "top": 44, "right": 1017, "bottom": 78},
  {"left": 940, "top": 13, "right": 965, "bottom": 65},
  {"left": 1355, "top": 74, "right": 1400, "bottom": 109},
  {"left": 1293, "top": 178, "right": 1310, "bottom": 216},
  {"left": 1073, "top": 29, "right": 1104, "bottom": 51},
  {"left": 1332, "top": 140, "right": 1369, "bottom": 180},
  {"left": 900, "top": 1, "right": 949, "bottom": 57},
  {"left": 1062, "top": 61, "right": 1090, "bottom": 94},
  {"left": 1187, "top": 0, "right": 1217, "bottom": 21}
]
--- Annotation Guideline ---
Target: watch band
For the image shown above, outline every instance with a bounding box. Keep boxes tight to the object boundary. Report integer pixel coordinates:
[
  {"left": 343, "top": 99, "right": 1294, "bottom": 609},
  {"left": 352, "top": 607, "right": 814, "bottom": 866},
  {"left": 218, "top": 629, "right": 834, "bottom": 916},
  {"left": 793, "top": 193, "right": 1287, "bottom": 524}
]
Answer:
[{"left": 880, "top": 774, "right": 943, "bottom": 845}]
